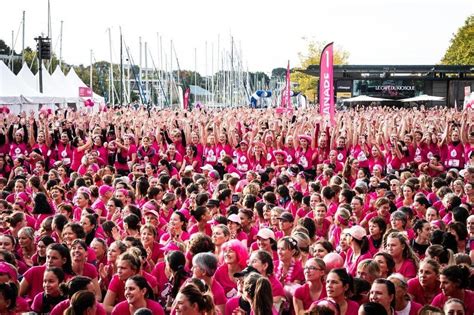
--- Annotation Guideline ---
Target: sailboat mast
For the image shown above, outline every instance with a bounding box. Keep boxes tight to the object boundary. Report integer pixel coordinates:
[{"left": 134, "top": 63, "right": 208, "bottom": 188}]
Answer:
[
  {"left": 145, "top": 41, "right": 148, "bottom": 104},
  {"left": 120, "top": 31, "right": 124, "bottom": 105},
  {"left": 22, "top": 11, "right": 25, "bottom": 64},
  {"left": 90, "top": 50, "right": 93, "bottom": 93},
  {"left": 139, "top": 36, "right": 142, "bottom": 99},
  {"left": 59, "top": 20, "right": 63, "bottom": 69},
  {"left": 108, "top": 28, "right": 115, "bottom": 105},
  {"left": 170, "top": 40, "right": 173, "bottom": 107}
]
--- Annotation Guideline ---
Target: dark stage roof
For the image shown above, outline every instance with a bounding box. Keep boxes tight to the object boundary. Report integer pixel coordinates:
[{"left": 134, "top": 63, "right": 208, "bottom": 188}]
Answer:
[{"left": 297, "top": 65, "right": 474, "bottom": 80}]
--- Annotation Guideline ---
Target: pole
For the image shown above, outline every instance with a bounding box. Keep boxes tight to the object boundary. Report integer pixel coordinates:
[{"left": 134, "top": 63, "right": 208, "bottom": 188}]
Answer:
[
  {"left": 22, "top": 11, "right": 25, "bottom": 64},
  {"left": 10, "top": 30, "right": 14, "bottom": 71},
  {"left": 230, "top": 36, "right": 234, "bottom": 107},
  {"left": 120, "top": 32, "right": 124, "bottom": 106},
  {"left": 48, "top": 0, "right": 53, "bottom": 66},
  {"left": 139, "top": 36, "right": 142, "bottom": 99},
  {"left": 194, "top": 48, "right": 197, "bottom": 86},
  {"left": 205, "top": 41, "right": 208, "bottom": 104},
  {"left": 59, "top": 21, "right": 63, "bottom": 69},
  {"left": 108, "top": 28, "right": 114, "bottom": 105},
  {"left": 145, "top": 41, "right": 148, "bottom": 104},
  {"left": 160, "top": 35, "right": 163, "bottom": 107},
  {"left": 90, "top": 50, "right": 93, "bottom": 91},
  {"left": 170, "top": 40, "right": 173, "bottom": 107},
  {"left": 35, "top": 36, "right": 43, "bottom": 93}
]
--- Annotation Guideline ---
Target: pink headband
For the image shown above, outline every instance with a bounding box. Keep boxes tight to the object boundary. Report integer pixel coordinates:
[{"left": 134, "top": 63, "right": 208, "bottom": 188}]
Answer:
[{"left": 337, "top": 214, "right": 349, "bottom": 226}]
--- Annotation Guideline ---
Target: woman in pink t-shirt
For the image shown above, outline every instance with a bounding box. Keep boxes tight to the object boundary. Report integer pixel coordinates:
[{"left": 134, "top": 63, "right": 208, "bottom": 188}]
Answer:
[
  {"left": 407, "top": 258, "right": 441, "bottom": 305},
  {"left": 103, "top": 252, "right": 146, "bottom": 313},
  {"left": 294, "top": 257, "right": 327, "bottom": 314},
  {"left": 385, "top": 232, "right": 418, "bottom": 279},
  {"left": 111, "top": 275, "right": 164, "bottom": 315},
  {"left": 19, "top": 243, "right": 74, "bottom": 302},
  {"left": 215, "top": 239, "right": 248, "bottom": 299},
  {"left": 248, "top": 250, "right": 285, "bottom": 305},
  {"left": 315, "top": 268, "right": 359, "bottom": 315},
  {"left": 70, "top": 239, "right": 101, "bottom": 300},
  {"left": 431, "top": 265, "right": 474, "bottom": 315},
  {"left": 31, "top": 267, "right": 66, "bottom": 314},
  {"left": 274, "top": 236, "right": 305, "bottom": 292}
]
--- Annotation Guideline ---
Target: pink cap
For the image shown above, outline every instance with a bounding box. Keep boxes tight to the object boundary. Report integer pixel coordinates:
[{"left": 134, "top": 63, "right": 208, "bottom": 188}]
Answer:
[
  {"left": 99, "top": 185, "right": 114, "bottom": 196},
  {"left": 0, "top": 262, "right": 18, "bottom": 280},
  {"left": 343, "top": 225, "right": 367, "bottom": 241},
  {"left": 144, "top": 210, "right": 159, "bottom": 218},
  {"left": 15, "top": 192, "right": 30, "bottom": 203}
]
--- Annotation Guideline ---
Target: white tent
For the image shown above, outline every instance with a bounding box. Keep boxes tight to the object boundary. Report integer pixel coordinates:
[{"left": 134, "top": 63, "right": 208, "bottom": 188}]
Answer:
[
  {"left": 400, "top": 94, "right": 445, "bottom": 102},
  {"left": 17, "top": 63, "right": 38, "bottom": 92},
  {"left": 0, "top": 61, "right": 58, "bottom": 113},
  {"left": 343, "top": 95, "right": 391, "bottom": 102},
  {"left": 50, "top": 66, "right": 82, "bottom": 103},
  {"left": 66, "top": 67, "right": 105, "bottom": 105},
  {"left": 0, "top": 61, "right": 25, "bottom": 104}
]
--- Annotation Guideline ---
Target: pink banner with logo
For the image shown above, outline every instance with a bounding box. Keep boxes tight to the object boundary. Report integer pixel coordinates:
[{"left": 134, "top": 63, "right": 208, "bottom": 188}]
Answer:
[
  {"left": 279, "top": 61, "right": 293, "bottom": 111},
  {"left": 319, "top": 42, "right": 335, "bottom": 126},
  {"left": 79, "top": 87, "right": 92, "bottom": 97}
]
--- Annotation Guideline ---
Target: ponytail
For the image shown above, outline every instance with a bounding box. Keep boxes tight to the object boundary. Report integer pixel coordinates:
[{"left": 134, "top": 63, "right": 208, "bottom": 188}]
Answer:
[
  {"left": 64, "top": 290, "right": 95, "bottom": 315},
  {"left": 252, "top": 277, "right": 273, "bottom": 315}
]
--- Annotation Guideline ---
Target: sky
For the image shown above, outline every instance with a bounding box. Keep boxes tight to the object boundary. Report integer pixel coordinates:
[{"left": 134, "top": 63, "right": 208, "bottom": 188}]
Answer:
[{"left": 0, "top": 0, "right": 472, "bottom": 74}]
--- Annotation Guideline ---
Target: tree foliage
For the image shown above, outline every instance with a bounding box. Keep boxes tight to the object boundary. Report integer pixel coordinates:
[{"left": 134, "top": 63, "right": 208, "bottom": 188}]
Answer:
[
  {"left": 291, "top": 40, "right": 349, "bottom": 103},
  {"left": 441, "top": 15, "right": 474, "bottom": 65}
]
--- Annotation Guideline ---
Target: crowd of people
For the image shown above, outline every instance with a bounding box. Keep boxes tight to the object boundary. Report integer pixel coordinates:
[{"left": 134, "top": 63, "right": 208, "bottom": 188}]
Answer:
[{"left": 0, "top": 104, "right": 472, "bottom": 315}]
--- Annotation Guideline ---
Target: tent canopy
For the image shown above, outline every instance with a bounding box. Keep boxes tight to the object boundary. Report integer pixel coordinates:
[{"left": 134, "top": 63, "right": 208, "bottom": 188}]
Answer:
[
  {"left": 189, "top": 85, "right": 212, "bottom": 96},
  {"left": 400, "top": 94, "right": 445, "bottom": 102},
  {"left": 342, "top": 95, "right": 391, "bottom": 102}
]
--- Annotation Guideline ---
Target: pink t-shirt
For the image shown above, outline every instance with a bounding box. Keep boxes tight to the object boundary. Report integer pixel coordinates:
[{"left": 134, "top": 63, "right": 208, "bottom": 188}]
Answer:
[
  {"left": 407, "top": 277, "right": 441, "bottom": 305},
  {"left": 344, "top": 250, "right": 373, "bottom": 276},
  {"left": 311, "top": 299, "right": 359, "bottom": 315},
  {"left": 50, "top": 299, "right": 107, "bottom": 315},
  {"left": 111, "top": 299, "right": 164, "bottom": 315},
  {"left": 396, "top": 259, "right": 417, "bottom": 279},
  {"left": 211, "top": 279, "right": 228, "bottom": 306},
  {"left": 224, "top": 296, "right": 240, "bottom": 315},
  {"left": 108, "top": 273, "right": 157, "bottom": 304},
  {"left": 31, "top": 292, "right": 66, "bottom": 313},
  {"left": 432, "top": 290, "right": 474, "bottom": 315},
  {"left": 22, "top": 265, "right": 47, "bottom": 300},
  {"left": 268, "top": 275, "right": 285, "bottom": 298},
  {"left": 294, "top": 282, "right": 327, "bottom": 311},
  {"left": 215, "top": 264, "right": 239, "bottom": 299},
  {"left": 152, "top": 261, "right": 168, "bottom": 293}
]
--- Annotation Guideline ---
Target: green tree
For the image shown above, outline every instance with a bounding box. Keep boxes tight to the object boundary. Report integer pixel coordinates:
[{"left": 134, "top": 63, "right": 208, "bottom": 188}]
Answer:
[
  {"left": 441, "top": 15, "right": 474, "bottom": 65},
  {"left": 291, "top": 40, "right": 349, "bottom": 102},
  {"left": 271, "top": 67, "right": 286, "bottom": 80}
]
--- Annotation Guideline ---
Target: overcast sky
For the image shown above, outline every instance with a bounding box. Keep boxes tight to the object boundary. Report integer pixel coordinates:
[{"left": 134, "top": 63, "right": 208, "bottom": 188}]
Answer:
[{"left": 1, "top": 0, "right": 472, "bottom": 74}]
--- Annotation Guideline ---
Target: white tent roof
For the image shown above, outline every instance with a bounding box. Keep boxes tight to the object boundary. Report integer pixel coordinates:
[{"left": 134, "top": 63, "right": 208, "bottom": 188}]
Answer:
[
  {"left": 343, "top": 95, "right": 391, "bottom": 102},
  {"left": 66, "top": 67, "right": 105, "bottom": 104},
  {"left": 17, "top": 63, "right": 38, "bottom": 92},
  {"left": 400, "top": 94, "right": 445, "bottom": 102},
  {"left": 0, "top": 61, "right": 57, "bottom": 105}
]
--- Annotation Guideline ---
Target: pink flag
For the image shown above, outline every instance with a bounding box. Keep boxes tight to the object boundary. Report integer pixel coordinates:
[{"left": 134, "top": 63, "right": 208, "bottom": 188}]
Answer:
[
  {"left": 184, "top": 88, "right": 190, "bottom": 110},
  {"left": 280, "top": 61, "right": 292, "bottom": 110},
  {"left": 79, "top": 87, "right": 92, "bottom": 97},
  {"left": 319, "top": 42, "right": 335, "bottom": 126}
]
